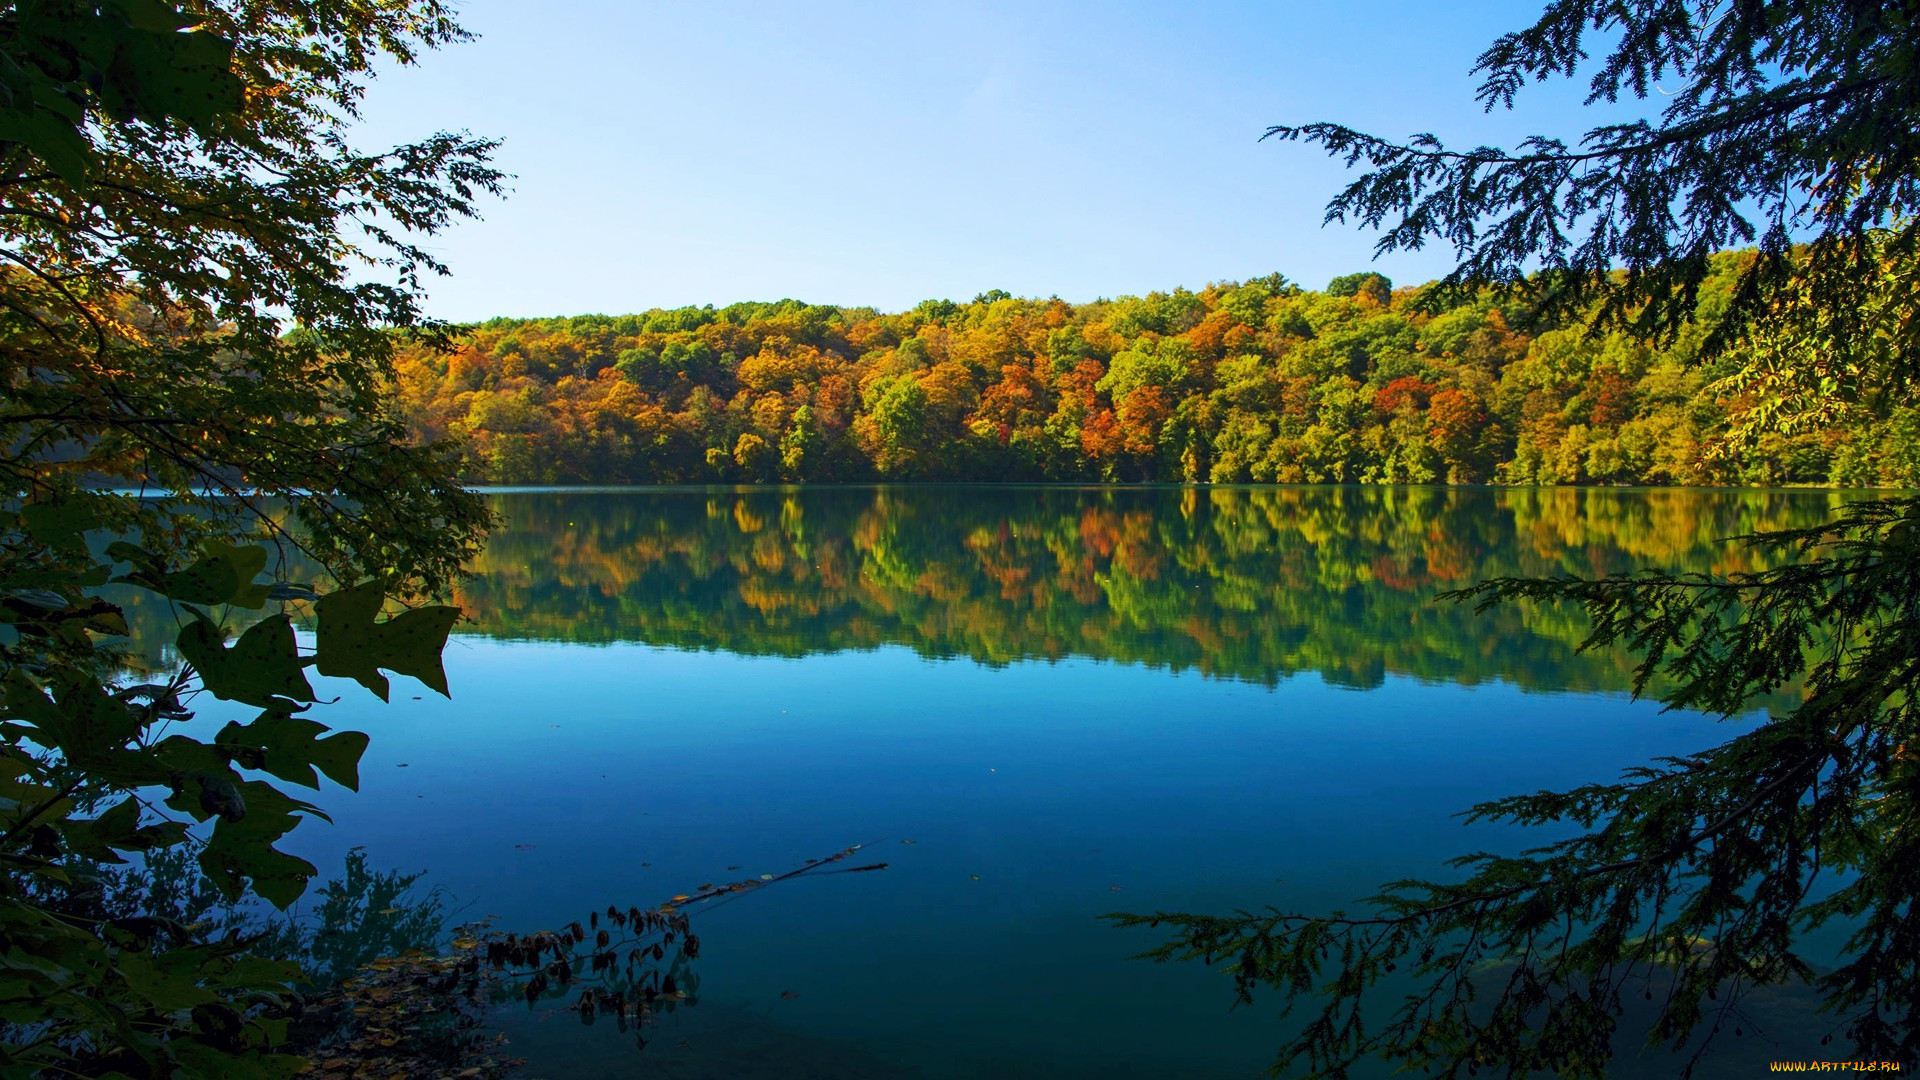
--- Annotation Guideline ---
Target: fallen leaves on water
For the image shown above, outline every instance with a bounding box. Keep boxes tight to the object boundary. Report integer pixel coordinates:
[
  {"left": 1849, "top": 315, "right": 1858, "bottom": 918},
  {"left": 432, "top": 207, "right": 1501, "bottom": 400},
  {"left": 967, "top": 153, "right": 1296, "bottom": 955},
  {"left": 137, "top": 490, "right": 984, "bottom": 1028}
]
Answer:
[{"left": 290, "top": 941, "right": 522, "bottom": 1080}]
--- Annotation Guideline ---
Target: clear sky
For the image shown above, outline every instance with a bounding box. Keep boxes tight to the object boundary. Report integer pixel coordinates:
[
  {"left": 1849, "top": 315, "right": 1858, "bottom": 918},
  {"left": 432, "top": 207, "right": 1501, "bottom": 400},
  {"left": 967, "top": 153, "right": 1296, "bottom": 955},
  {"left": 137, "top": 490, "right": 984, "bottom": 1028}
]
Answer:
[{"left": 354, "top": 0, "right": 1652, "bottom": 321}]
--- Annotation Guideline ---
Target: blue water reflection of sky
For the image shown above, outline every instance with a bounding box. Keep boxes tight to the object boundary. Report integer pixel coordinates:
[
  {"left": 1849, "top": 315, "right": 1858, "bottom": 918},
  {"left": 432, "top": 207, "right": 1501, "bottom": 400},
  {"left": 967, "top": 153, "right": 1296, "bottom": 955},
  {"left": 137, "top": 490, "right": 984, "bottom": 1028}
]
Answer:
[{"left": 269, "top": 640, "right": 1754, "bottom": 1077}]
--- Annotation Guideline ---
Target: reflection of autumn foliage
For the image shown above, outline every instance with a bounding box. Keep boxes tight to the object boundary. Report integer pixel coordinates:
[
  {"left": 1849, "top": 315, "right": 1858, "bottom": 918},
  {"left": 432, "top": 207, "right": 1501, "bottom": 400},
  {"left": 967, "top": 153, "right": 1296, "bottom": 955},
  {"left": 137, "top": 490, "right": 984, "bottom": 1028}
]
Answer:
[
  {"left": 446, "top": 487, "right": 1845, "bottom": 699},
  {"left": 390, "top": 259, "right": 1920, "bottom": 489}
]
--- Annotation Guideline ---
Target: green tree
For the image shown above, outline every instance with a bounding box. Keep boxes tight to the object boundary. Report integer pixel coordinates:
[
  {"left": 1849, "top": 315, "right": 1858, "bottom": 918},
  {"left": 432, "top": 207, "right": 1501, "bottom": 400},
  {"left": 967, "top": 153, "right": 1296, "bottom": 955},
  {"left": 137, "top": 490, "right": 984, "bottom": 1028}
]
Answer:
[
  {"left": 1324, "top": 271, "right": 1391, "bottom": 305},
  {"left": 1116, "top": 2, "right": 1920, "bottom": 1075},
  {"left": 2, "top": 1, "right": 499, "bottom": 1074},
  {"left": 857, "top": 373, "right": 931, "bottom": 476}
]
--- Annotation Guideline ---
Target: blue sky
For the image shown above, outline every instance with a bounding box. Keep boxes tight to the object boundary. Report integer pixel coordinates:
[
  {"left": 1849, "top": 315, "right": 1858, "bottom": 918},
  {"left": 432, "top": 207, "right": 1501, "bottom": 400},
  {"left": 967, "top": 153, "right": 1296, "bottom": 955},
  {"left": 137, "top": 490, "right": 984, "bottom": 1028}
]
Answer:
[{"left": 355, "top": 1, "right": 1650, "bottom": 320}]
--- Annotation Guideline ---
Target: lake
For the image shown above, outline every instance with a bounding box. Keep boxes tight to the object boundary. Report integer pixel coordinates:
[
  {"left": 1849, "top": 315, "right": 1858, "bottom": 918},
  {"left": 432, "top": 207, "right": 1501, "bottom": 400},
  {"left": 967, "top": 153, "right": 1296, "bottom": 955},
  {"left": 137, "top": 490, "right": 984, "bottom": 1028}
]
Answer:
[{"left": 257, "top": 485, "right": 1853, "bottom": 1077}]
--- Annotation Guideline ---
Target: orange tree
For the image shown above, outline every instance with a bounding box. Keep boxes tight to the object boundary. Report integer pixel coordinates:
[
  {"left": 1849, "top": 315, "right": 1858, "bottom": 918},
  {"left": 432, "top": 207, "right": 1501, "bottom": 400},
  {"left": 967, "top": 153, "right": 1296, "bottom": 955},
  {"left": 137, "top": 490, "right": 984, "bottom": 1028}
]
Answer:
[
  {"left": 1112, "top": 2, "right": 1920, "bottom": 1076},
  {"left": 1, "top": 2, "right": 499, "bottom": 1075}
]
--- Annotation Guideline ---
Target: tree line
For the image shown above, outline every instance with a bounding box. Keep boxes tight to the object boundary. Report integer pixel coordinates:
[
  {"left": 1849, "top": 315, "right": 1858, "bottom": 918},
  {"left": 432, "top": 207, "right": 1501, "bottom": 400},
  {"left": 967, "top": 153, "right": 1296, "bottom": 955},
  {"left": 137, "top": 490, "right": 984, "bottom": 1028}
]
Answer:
[{"left": 395, "top": 259, "right": 1920, "bottom": 488}]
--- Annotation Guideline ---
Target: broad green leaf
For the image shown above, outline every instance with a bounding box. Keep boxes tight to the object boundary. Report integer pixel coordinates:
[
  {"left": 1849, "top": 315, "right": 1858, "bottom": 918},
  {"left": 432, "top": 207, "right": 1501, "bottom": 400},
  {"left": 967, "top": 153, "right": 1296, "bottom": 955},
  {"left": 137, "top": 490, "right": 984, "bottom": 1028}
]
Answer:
[
  {"left": 176, "top": 614, "right": 314, "bottom": 709},
  {"left": 216, "top": 711, "right": 369, "bottom": 791},
  {"left": 172, "top": 776, "right": 327, "bottom": 906},
  {"left": 92, "top": 3, "right": 245, "bottom": 129},
  {"left": 55, "top": 796, "right": 141, "bottom": 864},
  {"left": 82, "top": 745, "right": 169, "bottom": 790},
  {"left": 3, "top": 670, "right": 137, "bottom": 765},
  {"left": 372, "top": 605, "right": 461, "bottom": 697},
  {"left": 0, "top": 106, "right": 90, "bottom": 183},
  {"left": 160, "top": 546, "right": 243, "bottom": 606},
  {"left": 20, "top": 496, "right": 107, "bottom": 552},
  {"left": 313, "top": 580, "right": 460, "bottom": 700},
  {"left": 152, "top": 735, "right": 227, "bottom": 777},
  {"left": 311, "top": 580, "right": 388, "bottom": 697},
  {"left": 200, "top": 829, "right": 318, "bottom": 910},
  {"left": 0, "top": 747, "right": 73, "bottom": 831},
  {"left": 197, "top": 540, "right": 271, "bottom": 608},
  {"left": 165, "top": 770, "right": 246, "bottom": 823},
  {"left": 111, "top": 0, "right": 197, "bottom": 32},
  {"left": 77, "top": 600, "right": 130, "bottom": 637},
  {"left": 115, "top": 540, "right": 273, "bottom": 607},
  {"left": 104, "top": 540, "right": 157, "bottom": 569},
  {"left": 165, "top": 555, "right": 241, "bottom": 603},
  {"left": 0, "top": 670, "right": 64, "bottom": 730},
  {"left": 116, "top": 950, "right": 220, "bottom": 1012},
  {"left": 214, "top": 956, "right": 305, "bottom": 990}
]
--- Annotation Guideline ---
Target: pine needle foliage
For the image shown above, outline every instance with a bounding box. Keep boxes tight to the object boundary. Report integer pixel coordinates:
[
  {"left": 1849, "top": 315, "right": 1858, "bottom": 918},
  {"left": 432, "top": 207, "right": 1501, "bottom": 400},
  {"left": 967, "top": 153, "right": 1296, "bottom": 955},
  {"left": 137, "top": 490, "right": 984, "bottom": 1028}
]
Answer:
[
  {"left": 1264, "top": 0, "right": 1920, "bottom": 367},
  {"left": 1115, "top": 2, "right": 1920, "bottom": 1074}
]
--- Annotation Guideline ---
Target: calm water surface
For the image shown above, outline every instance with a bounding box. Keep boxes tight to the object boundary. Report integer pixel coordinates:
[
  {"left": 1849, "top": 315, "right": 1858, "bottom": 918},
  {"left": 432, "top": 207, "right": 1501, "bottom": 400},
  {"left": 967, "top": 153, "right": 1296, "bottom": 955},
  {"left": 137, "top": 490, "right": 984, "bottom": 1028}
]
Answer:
[{"left": 258, "top": 486, "right": 1855, "bottom": 1077}]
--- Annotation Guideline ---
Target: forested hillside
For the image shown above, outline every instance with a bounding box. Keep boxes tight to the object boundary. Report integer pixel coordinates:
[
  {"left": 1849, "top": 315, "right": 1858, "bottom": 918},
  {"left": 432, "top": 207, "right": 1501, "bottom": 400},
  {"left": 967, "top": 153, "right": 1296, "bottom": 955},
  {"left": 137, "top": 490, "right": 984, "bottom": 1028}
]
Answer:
[{"left": 394, "top": 255, "right": 1920, "bottom": 486}]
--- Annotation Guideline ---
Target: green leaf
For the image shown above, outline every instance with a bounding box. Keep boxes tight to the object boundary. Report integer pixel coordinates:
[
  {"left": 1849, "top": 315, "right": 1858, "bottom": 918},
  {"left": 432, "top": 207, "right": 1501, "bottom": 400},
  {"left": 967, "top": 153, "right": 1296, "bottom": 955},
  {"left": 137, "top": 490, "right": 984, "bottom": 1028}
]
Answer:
[
  {"left": 311, "top": 580, "right": 388, "bottom": 697},
  {"left": 313, "top": 581, "right": 460, "bottom": 701},
  {"left": 199, "top": 814, "right": 320, "bottom": 909},
  {"left": 94, "top": 5, "right": 245, "bottom": 129},
  {"left": 176, "top": 614, "right": 314, "bottom": 709},
  {"left": 0, "top": 670, "right": 63, "bottom": 730},
  {"left": 0, "top": 104, "right": 91, "bottom": 183},
  {"left": 116, "top": 949, "right": 221, "bottom": 1013},
  {"left": 1, "top": 590, "right": 68, "bottom": 612},
  {"left": 0, "top": 747, "right": 73, "bottom": 832},
  {"left": 2, "top": 670, "right": 137, "bottom": 766},
  {"left": 372, "top": 604, "right": 461, "bottom": 697},
  {"left": 216, "top": 711, "right": 369, "bottom": 791},
  {"left": 117, "top": 540, "right": 273, "bottom": 608},
  {"left": 165, "top": 774, "right": 326, "bottom": 906},
  {"left": 165, "top": 770, "right": 246, "bottom": 823},
  {"left": 164, "top": 543, "right": 263, "bottom": 607},
  {"left": 55, "top": 796, "right": 141, "bottom": 864},
  {"left": 197, "top": 540, "right": 271, "bottom": 609},
  {"left": 151, "top": 735, "right": 226, "bottom": 777},
  {"left": 104, "top": 540, "right": 157, "bottom": 569},
  {"left": 78, "top": 600, "right": 130, "bottom": 637},
  {"left": 108, "top": 0, "right": 196, "bottom": 33},
  {"left": 215, "top": 955, "right": 305, "bottom": 990},
  {"left": 20, "top": 496, "right": 106, "bottom": 552}
]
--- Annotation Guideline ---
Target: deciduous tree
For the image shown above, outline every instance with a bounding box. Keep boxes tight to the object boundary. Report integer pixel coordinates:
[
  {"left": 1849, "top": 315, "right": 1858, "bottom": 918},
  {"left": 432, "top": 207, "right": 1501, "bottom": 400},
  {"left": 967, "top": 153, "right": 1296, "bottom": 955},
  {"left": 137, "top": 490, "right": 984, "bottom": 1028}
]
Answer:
[{"left": 2, "top": 1, "right": 501, "bottom": 1073}]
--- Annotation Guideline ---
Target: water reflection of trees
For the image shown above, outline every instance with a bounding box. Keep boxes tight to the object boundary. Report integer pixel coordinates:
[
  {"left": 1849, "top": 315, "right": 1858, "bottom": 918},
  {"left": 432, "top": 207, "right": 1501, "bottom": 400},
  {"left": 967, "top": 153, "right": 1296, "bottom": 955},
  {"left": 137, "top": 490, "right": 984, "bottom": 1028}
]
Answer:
[{"left": 454, "top": 486, "right": 1846, "bottom": 695}]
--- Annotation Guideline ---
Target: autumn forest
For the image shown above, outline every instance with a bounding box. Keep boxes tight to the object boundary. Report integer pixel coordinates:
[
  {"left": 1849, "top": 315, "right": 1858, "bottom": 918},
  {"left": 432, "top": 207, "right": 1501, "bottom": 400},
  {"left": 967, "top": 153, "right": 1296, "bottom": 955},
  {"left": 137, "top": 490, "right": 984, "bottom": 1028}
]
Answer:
[{"left": 394, "top": 255, "right": 1920, "bottom": 489}]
